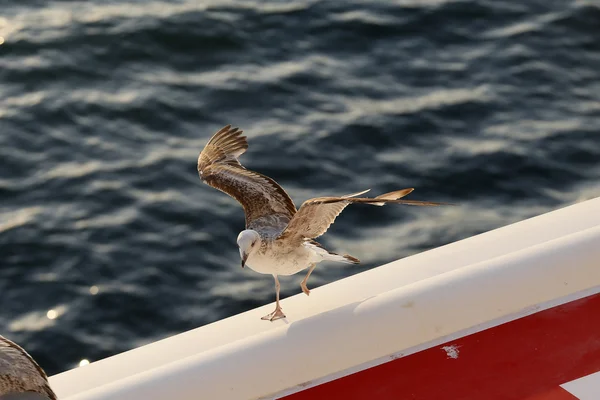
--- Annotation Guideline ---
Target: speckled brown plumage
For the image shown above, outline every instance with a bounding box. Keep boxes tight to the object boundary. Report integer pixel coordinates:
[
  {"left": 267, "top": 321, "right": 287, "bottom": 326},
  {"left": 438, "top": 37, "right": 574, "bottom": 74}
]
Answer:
[
  {"left": 0, "top": 336, "right": 56, "bottom": 399},
  {"left": 198, "top": 125, "right": 297, "bottom": 232},
  {"left": 279, "top": 188, "right": 448, "bottom": 245},
  {"left": 197, "top": 125, "right": 450, "bottom": 321}
]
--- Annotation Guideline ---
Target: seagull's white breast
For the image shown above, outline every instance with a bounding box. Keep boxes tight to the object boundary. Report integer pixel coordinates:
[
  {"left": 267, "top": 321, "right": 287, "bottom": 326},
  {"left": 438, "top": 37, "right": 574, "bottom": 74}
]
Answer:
[{"left": 244, "top": 240, "right": 319, "bottom": 276}]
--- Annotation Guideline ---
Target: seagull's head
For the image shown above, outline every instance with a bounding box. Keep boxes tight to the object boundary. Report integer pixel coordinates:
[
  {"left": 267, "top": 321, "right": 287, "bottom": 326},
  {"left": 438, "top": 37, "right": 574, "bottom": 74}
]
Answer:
[{"left": 237, "top": 230, "right": 261, "bottom": 268}]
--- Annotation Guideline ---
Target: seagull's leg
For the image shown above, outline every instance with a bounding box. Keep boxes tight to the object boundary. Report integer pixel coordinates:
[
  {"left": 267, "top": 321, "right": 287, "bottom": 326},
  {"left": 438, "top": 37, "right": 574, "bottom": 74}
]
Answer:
[
  {"left": 262, "top": 274, "right": 286, "bottom": 321},
  {"left": 300, "top": 263, "right": 317, "bottom": 296}
]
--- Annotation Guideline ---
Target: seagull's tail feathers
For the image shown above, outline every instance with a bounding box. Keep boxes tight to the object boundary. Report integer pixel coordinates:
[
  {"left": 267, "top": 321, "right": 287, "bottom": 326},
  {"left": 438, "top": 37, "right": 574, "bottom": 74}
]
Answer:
[
  {"left": 323, "top": 252, "right": 361, "bottom": 264},
  {"left": 304, "top": 239, "right": 361, "bottom": 264},
  {"left": 341, "top": 254, "right": 361, "bottom": 264}
]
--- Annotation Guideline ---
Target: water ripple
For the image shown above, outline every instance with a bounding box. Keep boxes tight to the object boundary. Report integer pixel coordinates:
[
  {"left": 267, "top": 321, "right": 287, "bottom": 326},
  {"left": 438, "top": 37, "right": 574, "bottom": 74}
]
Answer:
[{"left": 0, "top": 0, "right": 598, "bottom": 375}]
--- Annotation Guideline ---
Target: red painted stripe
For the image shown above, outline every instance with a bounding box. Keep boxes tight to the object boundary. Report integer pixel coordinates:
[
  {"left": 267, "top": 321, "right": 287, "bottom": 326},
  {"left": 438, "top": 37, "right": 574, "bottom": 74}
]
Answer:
[
  {"left": 524, "top": 387, "right": 579, "bottom": 400},
  {"left": 283, "top": 293, "right": 600, "bottom": 400}
]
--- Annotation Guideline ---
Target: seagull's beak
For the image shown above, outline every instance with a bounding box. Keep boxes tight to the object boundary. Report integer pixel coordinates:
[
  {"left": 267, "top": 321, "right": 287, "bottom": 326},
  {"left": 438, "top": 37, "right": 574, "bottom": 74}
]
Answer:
[{"left": 241, "top": 252, "right": 248, "bottom": 268}]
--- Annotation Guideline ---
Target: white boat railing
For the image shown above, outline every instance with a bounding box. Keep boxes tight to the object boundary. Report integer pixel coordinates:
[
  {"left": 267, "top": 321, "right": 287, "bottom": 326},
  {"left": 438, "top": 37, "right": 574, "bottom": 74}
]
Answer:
[{"left": 49, "top": 196, "right": 600, "bottom": 400}]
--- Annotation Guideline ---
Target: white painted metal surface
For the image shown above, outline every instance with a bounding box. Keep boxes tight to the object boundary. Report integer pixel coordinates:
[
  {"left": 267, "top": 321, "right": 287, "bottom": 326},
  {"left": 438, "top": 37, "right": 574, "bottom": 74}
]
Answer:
[
  {"left": 562, "top": 371, "right": 600, "bottom": 400},
  {"left": 49, "top": 197, "right": 600, "bottom": 400}
]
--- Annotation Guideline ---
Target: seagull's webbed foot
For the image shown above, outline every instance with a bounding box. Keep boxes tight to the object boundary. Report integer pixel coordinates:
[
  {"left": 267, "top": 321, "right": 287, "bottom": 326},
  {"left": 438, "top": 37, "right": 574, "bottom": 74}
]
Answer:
[
  {"left": 261, "top": 306, "right": 286, "bottom": 321},
  {"left": 262, "top": 274, "right": 286, "bottom": 321}
]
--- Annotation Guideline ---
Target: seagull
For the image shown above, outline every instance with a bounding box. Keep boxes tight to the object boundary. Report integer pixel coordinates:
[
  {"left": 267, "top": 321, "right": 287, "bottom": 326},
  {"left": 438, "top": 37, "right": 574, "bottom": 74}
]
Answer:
[
  {"left": 198, "top": 125, "right": 447, "bottom": 321},
  {"left": 0, "top": 335, "right": 56, "bottom": 399}
]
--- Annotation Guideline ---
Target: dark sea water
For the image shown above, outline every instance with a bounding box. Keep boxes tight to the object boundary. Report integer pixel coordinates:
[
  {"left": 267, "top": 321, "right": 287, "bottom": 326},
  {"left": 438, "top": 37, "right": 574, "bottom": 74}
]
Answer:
[{"left": 1, "top": 0, "right": 599, "bottom": 375}]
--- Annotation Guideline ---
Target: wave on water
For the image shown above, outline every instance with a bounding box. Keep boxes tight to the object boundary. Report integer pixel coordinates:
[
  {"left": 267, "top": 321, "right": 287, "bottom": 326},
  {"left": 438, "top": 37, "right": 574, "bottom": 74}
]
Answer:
[{"left": 0, "top": 0, "right": 599, "bottom": 374}]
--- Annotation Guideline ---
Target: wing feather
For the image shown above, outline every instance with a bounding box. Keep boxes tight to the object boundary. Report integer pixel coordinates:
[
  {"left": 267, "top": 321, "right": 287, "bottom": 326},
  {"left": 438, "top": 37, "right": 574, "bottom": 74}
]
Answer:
[
  {"left": 198, "top": 125, "right": 296, "bottom": 229},
  {"left": 0, "top": 336, "right": 56, "bottom": 399},
  {"left": 279, "top": 189, "right": 449, "bottom": 241}
]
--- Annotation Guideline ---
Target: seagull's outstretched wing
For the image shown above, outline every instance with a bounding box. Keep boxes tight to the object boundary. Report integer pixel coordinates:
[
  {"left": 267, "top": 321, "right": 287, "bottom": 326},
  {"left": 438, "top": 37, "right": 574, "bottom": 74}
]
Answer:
[
  {"left": 279, "top": 188, "right": 448, "bottom": 241},
  {"left": 198, "top": 125, "right": 297, "bottom": 230},
  {"left": 0, "top": 336, "right": 56, "bottom": 399}
]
